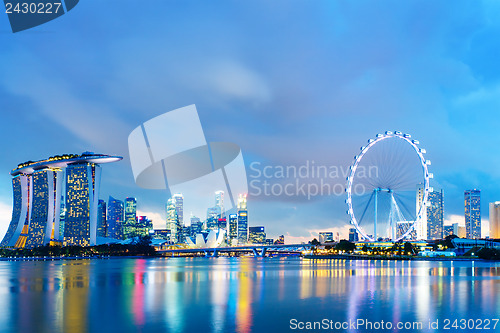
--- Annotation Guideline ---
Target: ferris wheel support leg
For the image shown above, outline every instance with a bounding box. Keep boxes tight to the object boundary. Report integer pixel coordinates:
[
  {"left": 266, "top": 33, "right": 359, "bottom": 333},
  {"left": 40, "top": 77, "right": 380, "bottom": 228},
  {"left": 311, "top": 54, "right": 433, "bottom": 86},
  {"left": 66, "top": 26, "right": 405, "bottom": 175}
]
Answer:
[{"left": 374, "top": 189, "right": 378, "bottom": 242}]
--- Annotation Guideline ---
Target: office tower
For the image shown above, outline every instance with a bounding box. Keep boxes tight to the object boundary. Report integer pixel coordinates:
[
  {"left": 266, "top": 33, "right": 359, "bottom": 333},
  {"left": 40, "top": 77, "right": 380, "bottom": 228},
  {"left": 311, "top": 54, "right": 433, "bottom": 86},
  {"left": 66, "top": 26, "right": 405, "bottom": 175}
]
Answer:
[
  {"left": 172, "top": 193, "right": 184, "bottom": 227},
  {"left": 190, "top": 216, "right": 202, "bottom": 236},
  {"left": 166, "top": 196, "right": 182, "bottom": 243},
  {"left": 443, "top": 223, "right": 459, "bottom": 237},
  {"left": 319, "top": 232, "right": 334, "bottom": 243},
  {"left": 215, "top": 191, "right": 224, "bottom": 218},
  {"left": 458, "top": 226, "right": 466, "bottom": 238},
  {"left": 97, "top": 200, "right": 107, "bottom": 238},
  {"left": 206, "top": 207, "right": 220, "bottom": 230},
  {"left": 249, "top": 226, "right": 265, "bottom": 244},
  {"left": 427, "top": 189, "right": 444, "bottom": 240},
  {"left": 416, "top": 187, "right": 428, "bottom": 240},
  {"left": 123, "top": 197, "right": 137, "bottom": 239},
  {"left": 1, "top": 152, "right": 121, "bottom": 248},
  {"left": 465, "top": 189, "right": 481, "bottom": 239},
  {"left": 107, "top": 196, "right": 124, "bottom": 240},
  {"left": 274, "top": 235, "right": 285, "bottom": 245},
  {"left": 237, "top": 194, "right": 248, "bottom": 245},
  {"left": 137, "top": 216, "right": 153, "bottom": 237},
  {"left": 489, "top": 202, "right": 500, "bottom": 239},
  {"left": 348, "top": 228, "right": 359, "bottom": 242},
  {"left": 228, "top": 214, "right": 238, "bottom": 244},
  {"left": 217, "top": 217, "right": 227, "bottom": 230}
]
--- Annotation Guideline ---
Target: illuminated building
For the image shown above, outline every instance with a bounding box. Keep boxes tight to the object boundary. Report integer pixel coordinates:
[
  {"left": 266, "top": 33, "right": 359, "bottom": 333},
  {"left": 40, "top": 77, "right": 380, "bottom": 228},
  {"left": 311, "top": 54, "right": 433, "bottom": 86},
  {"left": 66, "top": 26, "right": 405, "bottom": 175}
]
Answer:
[
  {"left": 215, "top": 191, "right": 224, "bottom": 218},
  {"left": 237, "top": 194, "right": 248, "bottom": 245},
  {"left": 107, "top": 196, "right": 124, "bottom": 240},
  {"left": 1, "top": 152, "right": 121, "bottom": 248},
  {"left": 97, "top": 200, "right": 107, "bottom": 237},
  {"left": 348, "top": 228, "right": 359, "bottom": 242},
  {"left": 416, "top": 188, "right": 428, "bottom": 240},
  {"left": 190, "top": 216, "right": 202, "bottom": 236},
  {"left": 465, "top": 189, "right": 481, "bottom": 239},
  {"left": 25, "top": 169, "right": 63, "bottom": 248},
  {"left": 228, "top": 214, "right": 238, "bottom": 244},
  {"left": 249, "top": 226, "right": 265, "bottom": 244},
  {"left": 0, "top": 175, "right": 31, "bottom": 247},
  {"left": 137, "top": 216, "right": 153, "bottom": 236},
  {"left": 489, "top": 202, "right": 500, "bottom": 239},
  {"left": 166, "top": 195, "right": 183, "bottom": 243},
  {"left": 123, "top": 197, "right": 137, "bottom": 239},
  {"left": 444, "top": 223, "right": 459, "bottom": 237},
  {"left": 206, "top": 207, "right": 220, "bottom": 230},
  {"left": 319, "top": 232, "right": 334, "bottom": 244},
  {"left": 427, "top": 189, "right": 444, "bottom": 240},
  {"left": 274, "top": 235, "right": 285, "bottom": 245},
  {"left": 265, "top": 238, "right": 274, "bottom": 245},
  {"left": 63, "top": 163, "right": 101, "bottom": 247}
]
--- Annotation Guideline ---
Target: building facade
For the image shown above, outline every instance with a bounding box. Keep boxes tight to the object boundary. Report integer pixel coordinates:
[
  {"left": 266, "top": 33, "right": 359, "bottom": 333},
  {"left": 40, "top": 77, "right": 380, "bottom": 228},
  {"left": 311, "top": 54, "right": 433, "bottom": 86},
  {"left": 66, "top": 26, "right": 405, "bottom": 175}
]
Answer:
[
  {"left": 249, "top": 226, "right": 265, "bottom": 244},
  {"left": 465, "top": 189, "right": 481, "bottom": 239},
  {"left": 1, "top": 153, "right": 121, "bottom": 248},
  {"left": 489, "top": 202, "right": 500, "bottom": 239},
  {"left": 123, "top": 197, "right": 137, "bottom": 239},
  {"left": 319, "top": 232, "right": 334, "bottom": 243},
  {"left": 107, "top": 196, "right": 124, "bottom": 240},
  {"left": 97, "top": 199, "right": 107, "bottom": 237},
  {"left": 237, "top": 194, "right": 248, "bottom": 245},
  {"left": 348, "top": 228, "right": 359, "bottom": 242},
  {"left": 427, "top": 189, "right": 444, "bottom": 240}
]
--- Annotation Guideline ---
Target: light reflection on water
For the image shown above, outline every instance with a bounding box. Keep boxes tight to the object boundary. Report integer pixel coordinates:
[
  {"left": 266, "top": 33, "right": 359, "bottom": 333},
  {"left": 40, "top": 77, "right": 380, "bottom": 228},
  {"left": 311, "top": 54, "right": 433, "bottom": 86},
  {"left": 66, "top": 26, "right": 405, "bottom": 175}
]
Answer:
[{"left": 0, "top": 258, "right": 498, "bottom": 332}]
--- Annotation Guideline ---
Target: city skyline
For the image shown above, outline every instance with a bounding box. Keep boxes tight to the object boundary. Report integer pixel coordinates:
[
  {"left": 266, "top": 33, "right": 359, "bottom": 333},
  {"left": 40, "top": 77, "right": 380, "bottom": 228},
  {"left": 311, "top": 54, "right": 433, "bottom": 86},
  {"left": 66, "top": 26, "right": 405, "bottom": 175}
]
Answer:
[{"left": 1, "top": 1, "right": 500, "bottom": 242}]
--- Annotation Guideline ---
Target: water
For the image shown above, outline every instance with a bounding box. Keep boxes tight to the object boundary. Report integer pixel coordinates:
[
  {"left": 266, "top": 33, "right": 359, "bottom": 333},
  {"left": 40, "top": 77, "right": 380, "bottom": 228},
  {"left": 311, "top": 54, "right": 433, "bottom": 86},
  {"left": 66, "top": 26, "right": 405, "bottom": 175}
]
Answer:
[{"left": 0, "top": 257, "right": 498, "bottom": 333}]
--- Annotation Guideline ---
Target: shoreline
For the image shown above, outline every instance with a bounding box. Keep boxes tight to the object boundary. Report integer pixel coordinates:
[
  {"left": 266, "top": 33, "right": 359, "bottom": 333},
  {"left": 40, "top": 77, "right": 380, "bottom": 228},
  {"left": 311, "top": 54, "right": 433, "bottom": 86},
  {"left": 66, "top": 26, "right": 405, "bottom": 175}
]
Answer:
[{"left": 302, "top": 254, "right": 492, "bottom": 261}]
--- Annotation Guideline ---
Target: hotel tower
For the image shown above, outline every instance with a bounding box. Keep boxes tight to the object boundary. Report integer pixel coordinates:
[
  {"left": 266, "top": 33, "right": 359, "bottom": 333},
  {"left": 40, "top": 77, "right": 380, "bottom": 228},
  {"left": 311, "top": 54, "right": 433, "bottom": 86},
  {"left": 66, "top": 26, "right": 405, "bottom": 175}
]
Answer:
[{"left": 1, "top": 152, "right": 122, "bottom": 248}]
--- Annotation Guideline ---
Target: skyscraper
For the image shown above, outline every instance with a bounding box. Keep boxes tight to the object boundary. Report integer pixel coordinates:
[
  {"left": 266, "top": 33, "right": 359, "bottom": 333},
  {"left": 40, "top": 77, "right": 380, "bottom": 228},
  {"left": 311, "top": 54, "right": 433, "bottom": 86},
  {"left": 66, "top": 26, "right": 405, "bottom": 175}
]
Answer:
[
  {"left": 107, "top": 196, "right": 124, "bottom": 240},
  {"left": 348, "top": 228, "right": 359, "bottom": 242},
  {"left": 228, "top": 214, "right": 238, "bottom": 245},
  {"left": 166, "top": 195, "right": 183, "bottom": 243},
  {"left": 97, "top": 200, "right": 107, "bottom": 238},
  {"left": 489, "top": 202, "right": 500, "bottom": 239},
  {"left": 248, "top": 226, "right": 265, "bottom": 244},
  {"left": 123, "top": 197, "right": 137, "bottom": 239},
  {"left": 465, "top": 189, "right": 481, "bottom": 239},
  {"left": 190, "top": 216, "right": 202, "bottom": 236},
  {"left": 215, "top": 191, "right": 224, "bottom": 218},
  {"left": 1, "top": 152, "right": 121, "bottom": 248},
  {"left": 0, "top": 175, "right": 29, "bottom": 247},
  {"left": 64, "top": 163, "right": 101, "bottom": 247},
  {"left": 427, "top": 189, "right": 444, "bottom": 240},
  {"left": 416, "top": 187, "right": 428, "bottom": 240},
  {"left": 173, "top": 194, "right": 184, "bottom": 227},
  {"left": 237, "top": 194, "right": 248, "bottom": 245},
  {"left": 206, "top": 207, "right": 220, "bottom": 230}
]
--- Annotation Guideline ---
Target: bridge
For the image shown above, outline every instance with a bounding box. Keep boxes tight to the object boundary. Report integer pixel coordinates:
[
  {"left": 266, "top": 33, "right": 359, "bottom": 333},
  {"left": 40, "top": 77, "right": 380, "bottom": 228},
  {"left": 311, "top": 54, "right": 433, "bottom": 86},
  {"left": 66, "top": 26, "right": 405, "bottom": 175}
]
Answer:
[{"left": 157, "top": 243, "right": 315, "bottom": 258}]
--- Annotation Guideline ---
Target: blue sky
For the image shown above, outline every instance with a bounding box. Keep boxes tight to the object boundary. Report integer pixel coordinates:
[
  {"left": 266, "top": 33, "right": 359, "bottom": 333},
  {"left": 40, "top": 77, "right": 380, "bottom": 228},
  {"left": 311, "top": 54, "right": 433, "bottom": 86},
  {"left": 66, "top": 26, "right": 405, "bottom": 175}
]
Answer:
[{"left": 0, "top": 0, "right": 499, "bottom": 241}]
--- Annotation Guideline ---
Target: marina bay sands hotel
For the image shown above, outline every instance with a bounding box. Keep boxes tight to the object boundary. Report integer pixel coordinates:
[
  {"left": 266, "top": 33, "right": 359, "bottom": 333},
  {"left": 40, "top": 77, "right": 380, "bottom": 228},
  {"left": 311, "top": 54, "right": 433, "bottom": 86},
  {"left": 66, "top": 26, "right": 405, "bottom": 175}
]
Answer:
[{"left": 0, "top": 152, "right": 122, "bottom": 248}]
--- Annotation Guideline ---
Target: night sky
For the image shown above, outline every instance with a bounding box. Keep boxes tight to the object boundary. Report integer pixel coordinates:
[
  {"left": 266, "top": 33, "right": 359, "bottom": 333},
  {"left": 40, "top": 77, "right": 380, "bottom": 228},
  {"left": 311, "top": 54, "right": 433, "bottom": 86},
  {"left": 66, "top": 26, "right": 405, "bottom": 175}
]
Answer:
[{"left": 1, "top": 0, "right": 499, "bottom": 242}]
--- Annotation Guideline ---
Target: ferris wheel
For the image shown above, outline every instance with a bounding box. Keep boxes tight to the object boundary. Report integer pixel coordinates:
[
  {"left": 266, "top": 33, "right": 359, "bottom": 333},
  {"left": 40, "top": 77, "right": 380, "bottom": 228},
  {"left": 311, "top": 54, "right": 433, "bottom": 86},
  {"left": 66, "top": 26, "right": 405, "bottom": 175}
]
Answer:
[{"left": 346, "top": 131, "right": 431, "bottom": 242}]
